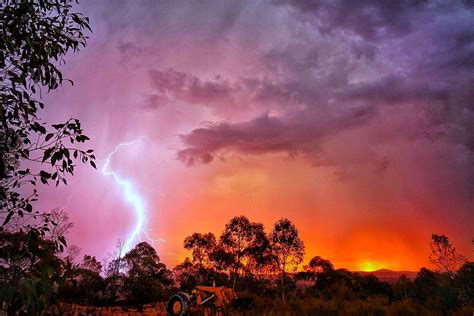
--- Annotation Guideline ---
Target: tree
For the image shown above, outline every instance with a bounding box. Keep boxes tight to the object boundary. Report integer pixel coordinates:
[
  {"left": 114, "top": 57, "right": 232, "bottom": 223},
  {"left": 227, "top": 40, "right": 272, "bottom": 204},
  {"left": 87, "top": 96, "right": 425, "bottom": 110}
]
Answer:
[
  {"left": 0, "top": 228, "right": 63, "bottom": 314},
  {"left": 307, "top": 256, "right": 334, "bottom": 274},
  {"left": 173, "top": 258, "right": 199, "bottom": 291},
  {"left": 173, "top": 257, "right": 229, "bottom": 291},
  {"left": 217, "top": 216, "right": 270, "bottom": 290},
  {"left": 123, "top": 242, "right": 174, "bottom": 305},
  {"left": 429, "top": 234, "right": 466, "bottom": 274},
  {"left": 80, "top": 254, "right": 102, "bottom": 274},
  {"left": 49, "top": 208, "right": 74, "bottom": 241},
  {"left": 303, "top": 256, "right": 334, "bottom": 288},
  {"left": 183, "top": 232, "right": 216, "bottom": 268},
  {"left": 0, "top": 0, "right": 95, "bottom": 236},
  {"left": 47, "top": 207, "right": 75, "bottom": 255},
  {"left": 104, "top": 240, "right": 127, "bottom": 302},
  {"left": 270, "top": 218, "right": 305, "bottom": 302},
  {"left": 455, "top": 261, "right": 474, "bottom": 306},
  {"left": 392, "top": 274, "right": 413, "bottom": 300},
  {"left": 59, "top": 254, "right": 105, "bottom": 306},
  {"left": 412, "top": 267, "right": 459, "bottom": 312}
]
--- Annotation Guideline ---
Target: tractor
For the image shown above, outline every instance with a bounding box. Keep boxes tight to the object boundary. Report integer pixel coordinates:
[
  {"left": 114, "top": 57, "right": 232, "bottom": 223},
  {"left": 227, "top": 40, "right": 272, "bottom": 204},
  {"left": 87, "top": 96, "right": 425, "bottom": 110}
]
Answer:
[{"left": 166, "top": 286, "right": 238, "bottom": 316}]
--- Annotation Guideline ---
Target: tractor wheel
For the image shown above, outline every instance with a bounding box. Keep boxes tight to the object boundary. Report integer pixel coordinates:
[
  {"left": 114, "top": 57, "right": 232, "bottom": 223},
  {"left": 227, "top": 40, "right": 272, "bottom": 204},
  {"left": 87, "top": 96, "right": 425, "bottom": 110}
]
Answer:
[
  {"left": 166, "top": 292, "right": 190, "bottom": 316},
  {"left": 202, "top": 302, "right": 217, "bottom": 316},
  {"left": 202, "top": 303, "right": 224, "bottom": 316}
]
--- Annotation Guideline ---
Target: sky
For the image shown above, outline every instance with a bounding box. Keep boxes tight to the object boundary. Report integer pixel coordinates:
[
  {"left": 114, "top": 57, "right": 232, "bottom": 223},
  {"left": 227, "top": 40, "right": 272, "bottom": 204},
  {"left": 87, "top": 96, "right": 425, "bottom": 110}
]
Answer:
[{"left": 38, "top": 0, "right": 473, "bottom": 271}]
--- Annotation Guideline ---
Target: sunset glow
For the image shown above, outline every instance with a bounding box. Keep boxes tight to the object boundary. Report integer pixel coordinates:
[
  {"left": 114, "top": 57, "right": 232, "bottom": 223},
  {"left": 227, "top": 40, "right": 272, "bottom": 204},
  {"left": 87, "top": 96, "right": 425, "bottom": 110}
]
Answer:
[
  {"left": 36, "top": 0, "right": 473, "bottom": 271},
  {"left": 359, "top": 261, "right": 385, "bottom": 272}
]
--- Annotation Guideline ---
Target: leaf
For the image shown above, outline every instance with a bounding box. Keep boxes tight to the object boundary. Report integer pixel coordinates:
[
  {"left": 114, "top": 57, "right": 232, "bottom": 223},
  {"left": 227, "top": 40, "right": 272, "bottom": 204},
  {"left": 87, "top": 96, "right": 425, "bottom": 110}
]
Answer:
[
  {"left": 58, "top": 235, "right": 67, "bottom": 247},
  {"left": 90, "top": 160, "right": 96, "bottom": 169},
  {"left": 45, "top": 133, "right": 54, "bottom": 142},
  {"left": 51, "top": 151, "right": 62, "bottom": 166},
  {"left": 52, "top": 123, "right": 64, "bottom": 130},
  {"left": 2, "top": 211, "right": 14, "bottom": 226},
  {"left": 39, "top": 170, "right": 51, "bottom": 179},
  {"left": 42, "top": 147, "right": 53, "bottom": 163}
]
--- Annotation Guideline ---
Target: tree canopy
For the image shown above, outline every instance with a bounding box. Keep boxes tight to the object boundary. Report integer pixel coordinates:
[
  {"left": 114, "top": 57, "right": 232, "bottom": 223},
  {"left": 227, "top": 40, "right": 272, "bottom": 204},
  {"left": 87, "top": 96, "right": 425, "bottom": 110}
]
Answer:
[
  {"left": 429, "top": 234, "right": 466, "bottom": 274},
  {"left": 0, "top": 0, "right": 95, "bottom": 237}
]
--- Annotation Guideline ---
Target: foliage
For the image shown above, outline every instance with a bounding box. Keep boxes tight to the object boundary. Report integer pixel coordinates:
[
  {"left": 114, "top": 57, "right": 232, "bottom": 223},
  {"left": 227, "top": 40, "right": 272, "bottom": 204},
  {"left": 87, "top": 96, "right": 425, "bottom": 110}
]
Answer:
[
  {"left": 429, "top": 234, "right": 466, "bottom": 274},
  {"left": 80, "top": 254, "right": 102, "bottom": 274},
  {"left": 270, "top": 218, "right": 305, "bottom": 301},
  {"left": 57, "top": 242, "right": 176, "bottom": 307},
  {"left": 455, "top": 262, "right": 474, "bottom": 306},
  {"left": 226, "top": 264, "right": 473, "bottom": 315},
  {"left": 1, "top": 214, "right": 470, "bottom": 313},
  {"left": 183, "top": 232, "right": 216, "bottom": 268},
  {"left": 122, "top": 242, "right": 174, "bottom": 305},
  {"left": 173, "top": 257, "right": 230, "bottom": 292},
  {"left": 0, "top": 228, "right": 63, "bottom": 315},
  {"left": 0, "top": 0, "right": 95, "bottom": 234},
  {"left": 176, "top": 217, "right": 472, "bottom": 314},
  {"left": 215, "top": 216, "right": 272, "bottom": 289},
  {"left": 307, "top": 256, "right": 334, "bottom": 274},
  {"left": 59, "top": 255, "right": 105, "bottom": 306}
]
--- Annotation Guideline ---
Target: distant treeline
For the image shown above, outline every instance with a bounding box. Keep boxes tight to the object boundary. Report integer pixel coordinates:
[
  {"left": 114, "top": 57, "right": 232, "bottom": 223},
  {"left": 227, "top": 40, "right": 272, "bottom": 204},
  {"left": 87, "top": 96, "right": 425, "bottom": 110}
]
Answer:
[{"left": 0, "top": 215, "right": 472, "bottom": 315}]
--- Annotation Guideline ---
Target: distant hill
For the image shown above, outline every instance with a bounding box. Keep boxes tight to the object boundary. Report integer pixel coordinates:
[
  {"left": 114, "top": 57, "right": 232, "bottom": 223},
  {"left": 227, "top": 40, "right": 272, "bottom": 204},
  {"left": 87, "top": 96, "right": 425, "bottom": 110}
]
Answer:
[{"left": 357, "top": 269, "right": 418, "bottom": 282}]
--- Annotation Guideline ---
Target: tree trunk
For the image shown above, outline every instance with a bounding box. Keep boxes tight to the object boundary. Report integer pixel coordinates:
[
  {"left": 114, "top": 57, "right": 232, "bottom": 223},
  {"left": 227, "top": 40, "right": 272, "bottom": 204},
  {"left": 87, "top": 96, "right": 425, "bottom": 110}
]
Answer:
[
  {"left": 232, "top": 254, "right": 240, "bottom": 290},
  {"left": 281, "top": 272, "right": 285, "bottom": 303}
]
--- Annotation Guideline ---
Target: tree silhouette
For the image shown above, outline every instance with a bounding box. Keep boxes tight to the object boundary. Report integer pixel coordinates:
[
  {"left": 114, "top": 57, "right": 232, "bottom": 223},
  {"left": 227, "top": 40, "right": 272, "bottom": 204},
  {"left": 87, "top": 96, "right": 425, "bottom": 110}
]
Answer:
[
  {"left": 0, "top": 229, "right": 63, "bottom": 314},
  {"left": 455, "top": 262, "right": 474, "bottom": 306},
  {"left": 270, "top": 218, "right": 304, "bottom": 302},
  {"left": 308, "top": 256, "right": 334, "bottom": 274},
  {"left": 429, "top": 234, "right": 466, "bottom": 274},
  {"left": 184, "top": 232, "right": 216, "bottom": 268},
  {"left": 59, "top": 254, "right": 105, "bottom": 306},
  {"left": 0, "top": 0, "right": 95, "bottom": 235},
  {"left": 123, "top": 242, "right": 174, "bottom": 304},
  {"left": 173, "top": 257, "right": 199, "bottom": 291},
  {"left": 217, "top": 216, "right": 269, "bottom": 290},
  {"left": 104, "top": 240, "right": 127, "bottom": 302},
  {"left": 80, "top": 254, "right": 102, "bottom": 275}
]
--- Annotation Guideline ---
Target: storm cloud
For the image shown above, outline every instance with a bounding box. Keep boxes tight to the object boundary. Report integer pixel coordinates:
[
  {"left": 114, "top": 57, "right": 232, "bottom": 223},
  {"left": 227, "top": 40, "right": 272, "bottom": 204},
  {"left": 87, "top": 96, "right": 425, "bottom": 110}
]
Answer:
[{"left": 39, "top": 0, "right": 473, "bottom": 267}]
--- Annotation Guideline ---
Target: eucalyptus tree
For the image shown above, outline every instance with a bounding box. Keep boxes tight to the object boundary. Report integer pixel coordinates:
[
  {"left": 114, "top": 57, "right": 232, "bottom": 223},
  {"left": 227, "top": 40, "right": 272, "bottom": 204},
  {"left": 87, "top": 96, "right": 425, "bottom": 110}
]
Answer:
[
  {"left": 270, "top": 218, "right": 305, "bottom": 302},
  {"left": 216, "top": 216, "right": 270, "bottom": 290},
  {"left": 0, "top": 0, "right": 95, "bottom": 239}
]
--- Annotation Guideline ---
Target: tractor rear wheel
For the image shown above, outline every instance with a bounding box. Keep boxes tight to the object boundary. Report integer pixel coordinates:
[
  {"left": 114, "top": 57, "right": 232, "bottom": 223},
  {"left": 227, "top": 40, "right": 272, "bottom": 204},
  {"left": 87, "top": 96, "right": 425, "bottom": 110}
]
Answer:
[{"left": 166, "top": 292, "right": 190, "bottom": 316}]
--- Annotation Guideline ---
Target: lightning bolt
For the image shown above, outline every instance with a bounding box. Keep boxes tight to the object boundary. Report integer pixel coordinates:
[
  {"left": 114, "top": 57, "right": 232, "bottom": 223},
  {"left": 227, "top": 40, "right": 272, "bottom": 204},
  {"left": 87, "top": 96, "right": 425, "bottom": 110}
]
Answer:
[{"left": 102, "top": 137, "right": 164, "bottom": 255}]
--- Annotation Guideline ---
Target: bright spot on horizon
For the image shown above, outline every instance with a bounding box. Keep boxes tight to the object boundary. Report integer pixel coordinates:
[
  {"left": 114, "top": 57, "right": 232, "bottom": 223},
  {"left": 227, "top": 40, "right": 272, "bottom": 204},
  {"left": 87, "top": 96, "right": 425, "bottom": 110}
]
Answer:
[{"left": 359, "top": 261, "right": 385, "bottom": 272}]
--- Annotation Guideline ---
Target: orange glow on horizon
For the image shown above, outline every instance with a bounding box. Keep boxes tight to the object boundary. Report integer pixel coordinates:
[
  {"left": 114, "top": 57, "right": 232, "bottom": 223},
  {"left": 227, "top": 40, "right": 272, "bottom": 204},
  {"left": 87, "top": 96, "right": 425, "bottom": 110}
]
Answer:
[
  {"left": 359, "top": 261, "right": 386, "bottom": 272},
  {"left": 141, "top": 153, "right": 473, "bottom": 273}
]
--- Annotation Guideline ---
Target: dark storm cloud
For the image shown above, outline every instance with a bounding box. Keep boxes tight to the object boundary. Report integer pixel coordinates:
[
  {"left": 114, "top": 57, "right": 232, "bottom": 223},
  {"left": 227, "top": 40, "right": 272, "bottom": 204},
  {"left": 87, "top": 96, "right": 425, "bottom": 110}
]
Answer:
[
  {"left": 145, "top": 39, "right": 355, "bottom": 112},
  {"left": 146, "top": 69, "right": 328, "bottom": 112},
  {"left": 340, "top": 75, "right": 451, "bottom": 104},
  {"left": 85, "top": 0, "right": 473, "bottom": 176},
  {"left": 148, "top": 69, "right": 235, "bottom": 108},
  {"left": 176, "top": 0, "right": 473, "bottom": 173},
  {"left": 275, "top": 0, "right": 431, "bottom": 40},
  {"left": 177, "top": 106, "right": 376, "bottom": 165},
  {"left": 89, "top": 0, "right": 245, "bottom": 41}
]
